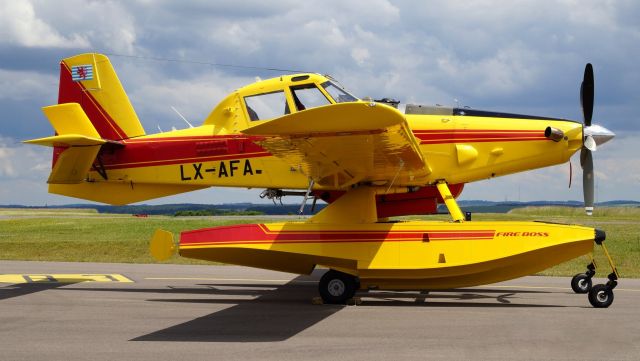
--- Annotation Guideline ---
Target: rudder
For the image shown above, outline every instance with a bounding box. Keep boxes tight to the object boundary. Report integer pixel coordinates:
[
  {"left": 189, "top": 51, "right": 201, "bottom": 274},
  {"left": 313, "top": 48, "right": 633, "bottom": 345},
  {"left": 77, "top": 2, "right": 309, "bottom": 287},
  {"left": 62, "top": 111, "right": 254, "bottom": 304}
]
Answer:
[{"left": 58, "top": 53, "right": 145, "bottom": 140}]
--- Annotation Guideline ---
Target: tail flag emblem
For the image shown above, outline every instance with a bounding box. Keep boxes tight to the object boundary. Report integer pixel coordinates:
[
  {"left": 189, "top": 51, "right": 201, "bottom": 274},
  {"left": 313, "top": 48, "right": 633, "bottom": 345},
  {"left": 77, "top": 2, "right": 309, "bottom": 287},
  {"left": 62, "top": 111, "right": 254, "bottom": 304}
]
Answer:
[{"left": 71, "top": 64, "right": 94, "bottom": 81}]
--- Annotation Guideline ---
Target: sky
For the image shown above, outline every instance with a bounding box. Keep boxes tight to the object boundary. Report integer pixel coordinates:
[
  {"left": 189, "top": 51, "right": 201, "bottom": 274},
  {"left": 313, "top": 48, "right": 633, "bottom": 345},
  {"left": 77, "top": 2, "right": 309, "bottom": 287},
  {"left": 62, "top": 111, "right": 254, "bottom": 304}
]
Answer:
[{"left": 0, "top": 0, "right": 638, "bottom": 206}]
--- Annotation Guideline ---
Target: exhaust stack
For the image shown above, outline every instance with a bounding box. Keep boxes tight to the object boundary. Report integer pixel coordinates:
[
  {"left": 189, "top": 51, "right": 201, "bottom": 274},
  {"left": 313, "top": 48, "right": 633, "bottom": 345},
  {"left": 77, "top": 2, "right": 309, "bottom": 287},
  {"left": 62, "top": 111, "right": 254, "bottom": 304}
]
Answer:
[{"left": 544, "top": 127, "right": 565, "bottom": 142}]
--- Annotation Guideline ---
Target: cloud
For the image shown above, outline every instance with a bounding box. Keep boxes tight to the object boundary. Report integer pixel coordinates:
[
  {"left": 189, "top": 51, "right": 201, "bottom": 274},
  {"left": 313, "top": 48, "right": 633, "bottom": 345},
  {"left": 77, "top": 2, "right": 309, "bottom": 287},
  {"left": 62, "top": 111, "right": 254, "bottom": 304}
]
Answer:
[
  {"left": 36, "top": 0, "right": 137, "bottom": 54},
  {"left": 108, "top": 57, "right": 259, "bottom": 131},
  {"left": 0, "top": 68, "right": 57, "bottom": 101},
  {"left": 0, "top": 137, "right": 53, "bottom": 206},
  {"left": 0, "top": 1, "right": 138, "bottom": 54},
  {"left": 350, "top": 47, "right": 370, "bottom": 66},
  {"left": 0, "top": 144, "right": 17, "bottom": 177},
  {"left": 0, "top": 1, "right": 89, "bottom": 48},
  {"left": 1, "top": 0, "right": 639, "bottom": 204},
  {"left": 0, "top": 137, "right": 50, "bottom": 180},
  {"left": 593, "top": 132, "right": 640, "bottom": 191}
]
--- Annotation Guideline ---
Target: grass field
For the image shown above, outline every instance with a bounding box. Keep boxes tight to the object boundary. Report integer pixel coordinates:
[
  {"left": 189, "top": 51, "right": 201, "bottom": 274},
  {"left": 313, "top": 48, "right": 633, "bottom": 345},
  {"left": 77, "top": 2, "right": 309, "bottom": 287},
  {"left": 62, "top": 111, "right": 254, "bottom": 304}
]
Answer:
[{"left": 1, "top": 207, "right": 638, "bottom": 278}]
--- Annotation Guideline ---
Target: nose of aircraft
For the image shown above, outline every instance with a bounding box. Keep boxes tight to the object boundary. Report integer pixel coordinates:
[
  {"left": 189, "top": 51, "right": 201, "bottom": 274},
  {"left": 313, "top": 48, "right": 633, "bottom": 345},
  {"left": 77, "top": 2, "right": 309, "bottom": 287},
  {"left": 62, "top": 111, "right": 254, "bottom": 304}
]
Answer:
[{"left": 584, "top": 124, "right": 615, "bottom": 148}]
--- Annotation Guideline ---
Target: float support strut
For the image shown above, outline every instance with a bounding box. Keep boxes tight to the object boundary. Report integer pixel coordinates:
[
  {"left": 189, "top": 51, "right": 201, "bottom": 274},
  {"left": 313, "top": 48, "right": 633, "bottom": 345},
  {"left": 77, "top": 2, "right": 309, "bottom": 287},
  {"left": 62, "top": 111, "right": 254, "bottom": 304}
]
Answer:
[{"left": 436, "top": 180, "right": 465, "bottom": 222}]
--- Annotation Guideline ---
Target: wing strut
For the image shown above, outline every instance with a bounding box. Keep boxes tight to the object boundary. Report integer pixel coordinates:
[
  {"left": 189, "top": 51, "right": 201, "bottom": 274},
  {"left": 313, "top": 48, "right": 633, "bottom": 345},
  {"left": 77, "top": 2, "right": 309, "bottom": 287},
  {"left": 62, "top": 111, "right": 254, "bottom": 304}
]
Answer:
[
  {"left": 298, "top": 178, "right": 315, "bottom": 215},
  {"left": 436, "top": 181, "right": 465, "bottom": 222}
]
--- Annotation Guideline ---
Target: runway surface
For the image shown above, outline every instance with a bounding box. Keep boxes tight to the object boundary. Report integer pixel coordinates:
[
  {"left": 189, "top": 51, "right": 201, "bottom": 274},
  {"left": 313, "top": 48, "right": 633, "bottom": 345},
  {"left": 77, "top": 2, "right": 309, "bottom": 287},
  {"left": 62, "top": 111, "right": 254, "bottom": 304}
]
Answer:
[{"left": 1, "top": 261, "right": 639, "bottom": 360}]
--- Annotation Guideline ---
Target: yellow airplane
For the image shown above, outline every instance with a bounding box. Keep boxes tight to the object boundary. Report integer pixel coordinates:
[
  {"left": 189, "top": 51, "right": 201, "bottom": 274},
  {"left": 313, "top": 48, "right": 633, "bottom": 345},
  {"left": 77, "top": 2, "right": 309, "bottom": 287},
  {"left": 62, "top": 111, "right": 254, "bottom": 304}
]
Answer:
[{"left": 26, "top": 53, "right": 619, "bottom": 307}]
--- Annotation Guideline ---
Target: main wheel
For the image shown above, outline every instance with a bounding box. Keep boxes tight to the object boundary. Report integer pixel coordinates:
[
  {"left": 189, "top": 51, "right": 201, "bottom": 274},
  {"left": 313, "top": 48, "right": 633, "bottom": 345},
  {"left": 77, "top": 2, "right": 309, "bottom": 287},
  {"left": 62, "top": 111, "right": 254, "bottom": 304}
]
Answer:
[
  {"left": 588, "top": 284, "right": 614, "bottom": 308},
  {"left": 319, "top": 270, "right": 357, "bottom": 304},
  {"left": 571, "top": 273, "right": 592, "bottom": 294}
]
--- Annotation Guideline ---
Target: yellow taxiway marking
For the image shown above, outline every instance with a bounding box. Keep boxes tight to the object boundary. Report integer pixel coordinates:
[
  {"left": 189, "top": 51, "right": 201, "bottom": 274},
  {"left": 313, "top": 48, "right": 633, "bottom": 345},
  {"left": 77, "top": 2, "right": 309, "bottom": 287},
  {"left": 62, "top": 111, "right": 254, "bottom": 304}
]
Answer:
[
  {"left": 146, "top": 277, "right": 640, "bottom": 292},
  {"left": 0, "top": 274, "right": 133, "bottom": 284}
]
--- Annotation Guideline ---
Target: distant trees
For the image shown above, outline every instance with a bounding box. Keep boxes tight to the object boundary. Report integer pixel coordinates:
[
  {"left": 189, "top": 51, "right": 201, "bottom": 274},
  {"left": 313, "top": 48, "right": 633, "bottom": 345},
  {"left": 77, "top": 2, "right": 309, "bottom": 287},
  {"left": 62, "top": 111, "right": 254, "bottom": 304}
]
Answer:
[{"left": 174, "top": 209, "right": 264, "bottom": 216}]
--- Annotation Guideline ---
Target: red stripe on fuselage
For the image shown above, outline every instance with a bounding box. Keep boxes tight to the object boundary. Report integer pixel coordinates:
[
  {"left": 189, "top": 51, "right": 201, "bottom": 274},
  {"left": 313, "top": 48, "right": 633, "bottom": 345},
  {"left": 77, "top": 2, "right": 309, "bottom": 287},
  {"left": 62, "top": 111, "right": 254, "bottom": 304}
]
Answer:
[
  {"left": 102, "top": 129, "right": 545, "bottom": 170},
  {"left": 412, "top": 129, "right": 547, "bottom": 144},
  {"left": 100, "top": 135, "right": 271, "bottom": 169},
  {"left": 180, "top": 224, "right": 496, "bottom": 246}
]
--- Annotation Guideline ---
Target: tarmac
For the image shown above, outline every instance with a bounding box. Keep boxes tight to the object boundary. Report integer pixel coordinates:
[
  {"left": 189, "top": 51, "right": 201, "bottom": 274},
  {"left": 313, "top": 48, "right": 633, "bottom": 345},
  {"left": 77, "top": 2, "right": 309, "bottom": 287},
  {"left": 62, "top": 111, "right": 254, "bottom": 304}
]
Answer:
[{"left": 1, "top": 261, "right": 639, "bottom": 360}]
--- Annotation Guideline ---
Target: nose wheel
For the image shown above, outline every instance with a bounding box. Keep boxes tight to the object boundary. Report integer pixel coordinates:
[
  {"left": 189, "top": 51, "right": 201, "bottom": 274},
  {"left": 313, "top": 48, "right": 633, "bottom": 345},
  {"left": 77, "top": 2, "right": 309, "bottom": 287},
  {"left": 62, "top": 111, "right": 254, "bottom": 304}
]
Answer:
[
  {"left": 571, "top": 262, "right": 595, "bottom": 294},
  {"left": 588, "top": 274, "right": 617, "bottom": 308},
  {"left": 573, "top": 230, "right": 619, "bottom": 308}
]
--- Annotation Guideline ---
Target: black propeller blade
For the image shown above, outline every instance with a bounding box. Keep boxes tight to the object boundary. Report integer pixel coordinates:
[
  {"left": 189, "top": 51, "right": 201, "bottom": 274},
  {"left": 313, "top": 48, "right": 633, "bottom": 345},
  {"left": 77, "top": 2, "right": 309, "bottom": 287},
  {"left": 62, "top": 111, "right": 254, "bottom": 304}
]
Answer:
[
  {"left": 581, "top": 63, "right": 594, "bottom": 127},
  {"left": 580, "top": 63, "right": 595, "bottom": 215}
]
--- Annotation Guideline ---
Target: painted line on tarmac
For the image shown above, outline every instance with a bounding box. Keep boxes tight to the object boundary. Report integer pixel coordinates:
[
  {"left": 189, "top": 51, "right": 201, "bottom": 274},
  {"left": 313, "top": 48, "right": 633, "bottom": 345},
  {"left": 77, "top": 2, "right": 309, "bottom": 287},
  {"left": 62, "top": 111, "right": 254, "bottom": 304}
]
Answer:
[
  {"left": 146, "top": 277, "right": 640, "bottom": 292},
  {"left": 145, "top": 277, "right": 316, "bottom": 283},
  {"left": 0, "top": 274, "right": 133, "bottom": 284}
]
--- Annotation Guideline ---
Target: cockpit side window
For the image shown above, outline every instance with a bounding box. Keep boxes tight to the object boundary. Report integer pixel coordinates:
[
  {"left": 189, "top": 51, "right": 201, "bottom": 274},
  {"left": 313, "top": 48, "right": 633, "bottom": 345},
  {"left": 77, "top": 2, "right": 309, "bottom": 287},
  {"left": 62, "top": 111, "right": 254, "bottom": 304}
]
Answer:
[
  {"left": 290, "top": 84, "right": 331, "bottom": 111},
  {"left": 321, "top": 81, "right": 357, "bottom": 103},
  {"left": 244, "top": 90, "right": 287, "bottom": 121}
]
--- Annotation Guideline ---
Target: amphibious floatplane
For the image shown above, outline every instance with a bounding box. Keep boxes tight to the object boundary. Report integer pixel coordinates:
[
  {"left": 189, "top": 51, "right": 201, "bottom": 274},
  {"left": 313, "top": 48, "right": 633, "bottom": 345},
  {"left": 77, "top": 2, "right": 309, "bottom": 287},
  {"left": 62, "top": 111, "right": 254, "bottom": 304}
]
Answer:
[{"left": 27, "top": 53, "right": 619, "bottom": 307}]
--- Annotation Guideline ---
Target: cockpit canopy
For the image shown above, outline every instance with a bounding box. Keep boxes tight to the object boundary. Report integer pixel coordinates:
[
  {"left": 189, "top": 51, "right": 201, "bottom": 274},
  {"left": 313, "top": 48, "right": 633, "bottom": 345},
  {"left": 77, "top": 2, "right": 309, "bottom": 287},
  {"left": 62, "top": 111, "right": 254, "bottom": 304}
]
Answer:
[{"left": 239, "top": 74, "right": 358, "bottom": 122}]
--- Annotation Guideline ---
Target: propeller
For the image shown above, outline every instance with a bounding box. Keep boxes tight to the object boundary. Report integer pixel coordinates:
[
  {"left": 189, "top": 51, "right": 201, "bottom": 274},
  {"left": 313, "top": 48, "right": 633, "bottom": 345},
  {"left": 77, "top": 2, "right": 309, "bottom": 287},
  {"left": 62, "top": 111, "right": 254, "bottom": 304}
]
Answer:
[
  {"left": 580, "top": 147, "right": 594, "bottom": 215},
  {"left": 580, "top": 63, "right": 595, "bottom": 215},
  {"left": 581, "top": 64, "right": 594, "bottom": 127},
  {"left": 578, "top": 63, "right": 615, "bottom": 215}
]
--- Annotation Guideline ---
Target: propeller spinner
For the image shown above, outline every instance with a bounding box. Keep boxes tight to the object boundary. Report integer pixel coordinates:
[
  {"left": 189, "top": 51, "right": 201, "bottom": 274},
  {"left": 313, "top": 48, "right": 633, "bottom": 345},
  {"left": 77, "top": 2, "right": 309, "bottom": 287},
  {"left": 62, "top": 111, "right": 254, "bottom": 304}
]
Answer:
[{"left": 579, "top": 63, "right": 615, "bottom": 215}]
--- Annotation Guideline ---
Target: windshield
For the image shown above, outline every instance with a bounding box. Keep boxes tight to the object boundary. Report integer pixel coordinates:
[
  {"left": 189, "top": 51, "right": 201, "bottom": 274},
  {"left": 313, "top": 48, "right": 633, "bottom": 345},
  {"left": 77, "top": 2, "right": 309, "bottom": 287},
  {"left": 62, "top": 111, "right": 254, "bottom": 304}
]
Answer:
[
  {"left": 321, "top": 81, "right": 358, "bottom": 103},
  {"left": 291, "top": 84, "right": 331, "bottom": 111}
]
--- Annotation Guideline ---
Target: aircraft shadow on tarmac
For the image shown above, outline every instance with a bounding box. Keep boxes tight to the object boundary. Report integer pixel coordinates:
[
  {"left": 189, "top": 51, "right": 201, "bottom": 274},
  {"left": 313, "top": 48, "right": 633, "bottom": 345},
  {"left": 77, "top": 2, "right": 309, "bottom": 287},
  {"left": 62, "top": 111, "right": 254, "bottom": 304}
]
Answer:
[
  {"left": 0, "top": 281, "right": 81, "bottom": 301},
  {"left": 132, "top": 278, "right": 342, "bottom": 343},
  {"left": 130, "top": 278, "right": 562, "bottom": 343},
  {"left": 0, "top": 275, "right": 565, "bottom": 343}
]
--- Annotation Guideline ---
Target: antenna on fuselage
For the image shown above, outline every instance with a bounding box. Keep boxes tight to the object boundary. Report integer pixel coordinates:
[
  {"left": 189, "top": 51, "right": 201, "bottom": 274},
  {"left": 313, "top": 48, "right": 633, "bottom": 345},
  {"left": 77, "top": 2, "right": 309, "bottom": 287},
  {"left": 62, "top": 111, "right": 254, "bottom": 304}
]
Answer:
[{"left": 170, "top": 106, "right": 194, "bottom": 128}]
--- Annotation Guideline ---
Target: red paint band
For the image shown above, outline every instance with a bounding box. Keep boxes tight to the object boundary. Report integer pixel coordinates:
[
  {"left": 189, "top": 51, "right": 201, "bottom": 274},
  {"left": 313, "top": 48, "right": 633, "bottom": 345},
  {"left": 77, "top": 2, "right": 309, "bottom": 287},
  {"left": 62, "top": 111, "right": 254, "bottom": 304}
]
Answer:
[{"left": 180, "top": 224, "right": 496, "bottom": 246}]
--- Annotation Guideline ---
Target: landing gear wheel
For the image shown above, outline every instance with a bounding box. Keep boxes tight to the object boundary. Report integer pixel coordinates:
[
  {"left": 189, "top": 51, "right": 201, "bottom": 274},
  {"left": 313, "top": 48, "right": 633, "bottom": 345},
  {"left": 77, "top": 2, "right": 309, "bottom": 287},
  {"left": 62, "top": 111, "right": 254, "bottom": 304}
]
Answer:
[
  {"left": 319, "top": 270, "right": 358, "bottom": 304},
  {"left": 571, "top": 273, "right": 592, "bottom": 294},
  {"left": 588, "top": 284, "right": 614, "bottom": 308}
]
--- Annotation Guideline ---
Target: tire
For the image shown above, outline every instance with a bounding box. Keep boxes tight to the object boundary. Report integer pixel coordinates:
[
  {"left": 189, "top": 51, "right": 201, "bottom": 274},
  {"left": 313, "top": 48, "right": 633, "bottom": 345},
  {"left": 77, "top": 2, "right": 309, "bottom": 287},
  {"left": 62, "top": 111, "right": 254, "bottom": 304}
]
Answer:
[
  {"left": 319, "top": 270, "right": 357, "bottom": 304},
  {"left": 571, "top": 273, "right": 592, "bottom": 294},
  {"left": 588, "top": 284, "right": 614, "bottom": 308}
]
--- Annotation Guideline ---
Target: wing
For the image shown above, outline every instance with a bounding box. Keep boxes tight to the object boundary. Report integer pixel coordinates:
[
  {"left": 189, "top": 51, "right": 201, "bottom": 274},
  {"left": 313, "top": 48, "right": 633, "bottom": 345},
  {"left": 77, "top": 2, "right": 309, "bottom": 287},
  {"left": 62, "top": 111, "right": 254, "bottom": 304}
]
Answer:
[{"left": 242, "top": 102, "right": 430, "bottom": 188}]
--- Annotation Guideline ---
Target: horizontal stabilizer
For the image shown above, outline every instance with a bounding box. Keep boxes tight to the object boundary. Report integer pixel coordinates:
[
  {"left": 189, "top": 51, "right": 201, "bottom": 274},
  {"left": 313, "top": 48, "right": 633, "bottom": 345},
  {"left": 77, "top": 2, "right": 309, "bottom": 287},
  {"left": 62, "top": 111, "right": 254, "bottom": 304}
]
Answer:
[
  {"left": 24, "top": 134, "right": 108, "bottom": 147},
  {"left": 25, "top": 103, "right": 124, "bottom": 147},
  {"left": 23, "top": 103, "right": 121, "bottom": 184},
  {"left": 44, "top": 103, "right": 100, "bottom": 137}
]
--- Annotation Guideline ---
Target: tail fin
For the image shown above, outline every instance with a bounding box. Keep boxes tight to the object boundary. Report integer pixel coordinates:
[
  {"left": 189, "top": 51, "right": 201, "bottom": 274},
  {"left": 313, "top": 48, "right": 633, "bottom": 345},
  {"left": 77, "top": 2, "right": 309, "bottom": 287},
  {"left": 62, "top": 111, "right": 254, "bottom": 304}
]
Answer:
[
  {"left": 25, "top": 53, "right": 142, "bottom": 185},
  {"left": 25, "top": 52, "right": 143, "bottom": 184},
  {"left": 58, "top": 53, "right": 145, "bottom": 140},
  {"left": 25, "top": 53, "right": 206, "bottom": 205}
]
